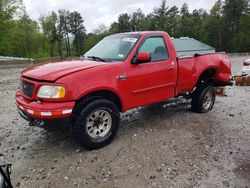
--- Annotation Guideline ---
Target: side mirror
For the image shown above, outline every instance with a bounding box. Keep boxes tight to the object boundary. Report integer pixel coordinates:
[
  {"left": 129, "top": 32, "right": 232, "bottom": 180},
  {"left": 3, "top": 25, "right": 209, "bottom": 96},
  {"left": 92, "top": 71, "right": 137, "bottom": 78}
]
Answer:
[{"left": 134, "top": 52, "right": 151, "bottom": 64}]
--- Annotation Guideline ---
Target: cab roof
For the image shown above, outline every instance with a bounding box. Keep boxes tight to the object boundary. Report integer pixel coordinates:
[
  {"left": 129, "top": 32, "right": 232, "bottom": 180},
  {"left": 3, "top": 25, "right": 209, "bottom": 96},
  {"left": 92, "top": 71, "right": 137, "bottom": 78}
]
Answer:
[{"left": 118, "top": 31, "right": 168, "bottom": 36}]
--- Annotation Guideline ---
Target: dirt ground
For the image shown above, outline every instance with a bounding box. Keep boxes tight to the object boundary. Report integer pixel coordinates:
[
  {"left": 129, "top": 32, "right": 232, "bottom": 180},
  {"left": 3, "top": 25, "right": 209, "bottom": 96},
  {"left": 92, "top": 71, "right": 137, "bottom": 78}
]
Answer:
[{"left": 0, "top": 56, "right": 250, "bottom": 188}]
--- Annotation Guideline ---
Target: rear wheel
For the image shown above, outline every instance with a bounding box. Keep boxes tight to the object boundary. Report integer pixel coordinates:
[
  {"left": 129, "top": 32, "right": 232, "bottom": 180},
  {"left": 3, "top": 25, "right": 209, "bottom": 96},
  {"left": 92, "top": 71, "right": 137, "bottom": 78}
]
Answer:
[
  {"left": 72, "top": 99, "right": 120, "bottom": 150},
  {"left": 191, "top": 85, "right": 216, "bottom": 113}
]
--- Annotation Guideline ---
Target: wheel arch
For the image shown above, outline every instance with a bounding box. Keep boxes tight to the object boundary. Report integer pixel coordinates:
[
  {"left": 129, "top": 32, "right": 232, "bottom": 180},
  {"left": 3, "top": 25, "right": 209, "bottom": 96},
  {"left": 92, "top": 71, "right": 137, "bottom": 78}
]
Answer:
[
  {"left": 195, "top": 67, "right": 218, "bottom": 87},
  {"left": 76, "top": 88, "right": 123, "bottom": 112}
]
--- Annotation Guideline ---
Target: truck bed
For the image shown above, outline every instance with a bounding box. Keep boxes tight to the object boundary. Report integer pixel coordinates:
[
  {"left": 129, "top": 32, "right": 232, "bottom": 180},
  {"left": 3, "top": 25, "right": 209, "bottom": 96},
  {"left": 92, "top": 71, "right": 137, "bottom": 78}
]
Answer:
[{"left": 175, "top": 52, "right": 231, "bottom": 96}]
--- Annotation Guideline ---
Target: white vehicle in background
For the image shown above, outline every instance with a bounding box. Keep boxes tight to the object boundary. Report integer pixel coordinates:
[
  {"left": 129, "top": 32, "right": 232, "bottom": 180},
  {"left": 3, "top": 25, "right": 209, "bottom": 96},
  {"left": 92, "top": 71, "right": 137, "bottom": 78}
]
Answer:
[{"left": 242, "top": 59, "right": 250, "bottom": 75}]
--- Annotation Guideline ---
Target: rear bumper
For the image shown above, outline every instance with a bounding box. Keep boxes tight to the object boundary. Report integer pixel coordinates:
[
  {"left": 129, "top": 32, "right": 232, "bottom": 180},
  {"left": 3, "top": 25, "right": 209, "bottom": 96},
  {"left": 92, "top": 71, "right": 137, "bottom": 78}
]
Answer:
[{"left": 16, "top": 90, "right": 75, "bottom": 120}]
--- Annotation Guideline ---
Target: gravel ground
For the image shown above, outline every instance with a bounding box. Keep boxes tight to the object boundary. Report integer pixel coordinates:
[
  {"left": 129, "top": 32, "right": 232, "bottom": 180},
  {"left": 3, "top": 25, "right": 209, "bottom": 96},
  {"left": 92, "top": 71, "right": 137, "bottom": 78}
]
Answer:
[{"left": 0, "top": 56, "right": 250, "bottom": 188}]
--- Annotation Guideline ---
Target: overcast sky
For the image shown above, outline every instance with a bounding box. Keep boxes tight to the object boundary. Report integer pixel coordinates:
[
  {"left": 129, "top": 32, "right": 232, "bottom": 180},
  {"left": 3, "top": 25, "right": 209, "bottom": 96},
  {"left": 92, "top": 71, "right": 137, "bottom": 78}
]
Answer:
[{"left": 23, "top": 0, "right": 217, "bottom": 33}]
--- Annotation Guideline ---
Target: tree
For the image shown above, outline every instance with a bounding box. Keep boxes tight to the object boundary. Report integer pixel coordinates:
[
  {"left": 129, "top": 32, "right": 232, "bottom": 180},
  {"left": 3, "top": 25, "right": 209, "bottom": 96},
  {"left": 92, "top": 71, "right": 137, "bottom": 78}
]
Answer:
[
  {"left": 109, "top": 22, "right": 119, "bottom": 33},
  {"left": 38, "top": 15, "right": 47, "bottom": 50},
  {"left": 1, "top": 0, "right": 250, "bottom": 58},
  {"left": 83, "top": 32, "right": 109, "bottom": 53},
  {"left": 10, "top": 12, "right": 40, "bottom": 57},
  {"left": 222, "top": 0, "right": 250, "bottom": 51},
  {"left": 93, "top": 24, "right": 108, "bottom": 34},
  {"left": 0, "top": 0, "right": 23, "bottom": 55},
  {"left": 39, "top": 11, "right": 58, "bottom": 56},
  {"left": 152, "top": 0, "right": 169, "bottom": 31},
  {"left": 203, "top": 0, "right": 223, "bottom": 50},
  {"left": 178, "top": 3, "right": 192, "bottom": 37},
  {"left": 117, "top": 13, "right": 131, "bottom": 32},
  {"left": 49, "top": 11, "right": 58, "bottom": 57},
  {"left": 0, "top": 0, "right": 23, "bottom": 22},
  {"left": 142, "top": 13, "right": 158, "bottom": 31},
  {"left": 69, "top": 11, "right": 86, "bottom": 55},
  {"left": 167, "top": 6, "right": 179, "bottom": 36},
  {"left": 130, "top": 9, "right": 145, "bottom": 31},
  {"left": 191, "top": 9, "right": 207, "bottom": 39},
  {"left": 231, "top": 7, "right": 250, "bottom": 52},
  {"left": 58, "top": 9, "right": 71, "bottom": 57},
  {"left": 180, "top": 2, "right": 189, "bottom": 16}
]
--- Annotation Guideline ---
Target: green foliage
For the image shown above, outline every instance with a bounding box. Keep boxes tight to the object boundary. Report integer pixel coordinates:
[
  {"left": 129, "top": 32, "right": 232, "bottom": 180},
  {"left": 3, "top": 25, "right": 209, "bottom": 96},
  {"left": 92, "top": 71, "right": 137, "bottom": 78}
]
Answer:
[
  {"left": 130, "top": 9, "right": 145, "bottom": 31},
  {"left": 69, "top": 11, "right": 86, "bottom": 55},
  {"left": 83, "top": 32, "right": 110, "bottom": 53},
  {"left": 93, "top": 24, "right": 108, "bottom": 35},
  {"left": 152, "top": 0, "right": 169, "bottom": 30},
  {"left": 203, "top": 0, "right": 223, "bottom": 50},
  {"left": 0, "top": 0, "right": 250, "bottom": 59},
  {"left": 231, "top": 13, "right": 250, "bottom": 52},
  {"left": 0, "top": 0, "right": 23, "bottom": 21},
  {"left": 117, "top": 13, "right": 131, "bottom": 32},
  {"left": 222, "top": 0, "right": 250, "bottom": 51},
  {"left": 107, "top": 0, "right": 250, "bottom": 53},
  {"left": 0, "top": 0, "right": 24, "bottom": 56}
]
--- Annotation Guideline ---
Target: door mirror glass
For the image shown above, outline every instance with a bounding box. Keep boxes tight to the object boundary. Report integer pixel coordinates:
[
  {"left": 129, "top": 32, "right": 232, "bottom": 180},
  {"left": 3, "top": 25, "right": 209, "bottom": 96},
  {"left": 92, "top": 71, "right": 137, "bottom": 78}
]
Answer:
[{"left": 136, "top": 52, "right": 151, "bottom": 63}]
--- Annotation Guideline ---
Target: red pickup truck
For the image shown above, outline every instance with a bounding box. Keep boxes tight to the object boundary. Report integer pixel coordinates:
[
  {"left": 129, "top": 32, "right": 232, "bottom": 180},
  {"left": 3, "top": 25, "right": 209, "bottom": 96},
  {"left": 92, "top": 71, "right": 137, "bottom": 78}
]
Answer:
[{"left": 16, "top": 31, "right": 232, "bottom": 149}]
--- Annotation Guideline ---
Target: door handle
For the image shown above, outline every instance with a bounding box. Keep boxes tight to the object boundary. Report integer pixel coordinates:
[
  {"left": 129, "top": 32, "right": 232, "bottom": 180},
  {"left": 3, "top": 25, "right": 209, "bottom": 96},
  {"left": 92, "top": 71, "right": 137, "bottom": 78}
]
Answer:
[
  {"left": 117, "top": 75, "right": 127, "bottom": 80},
  {"left": 168, "top": 67, "right": 175, "bottom": 71}
]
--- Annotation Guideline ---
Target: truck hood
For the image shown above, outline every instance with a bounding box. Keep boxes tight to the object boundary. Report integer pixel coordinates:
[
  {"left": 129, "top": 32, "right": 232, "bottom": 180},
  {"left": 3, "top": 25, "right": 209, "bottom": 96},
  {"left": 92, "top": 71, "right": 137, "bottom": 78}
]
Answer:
[{"left": 22, "top": 60, "right": 107, "bottom": 81}]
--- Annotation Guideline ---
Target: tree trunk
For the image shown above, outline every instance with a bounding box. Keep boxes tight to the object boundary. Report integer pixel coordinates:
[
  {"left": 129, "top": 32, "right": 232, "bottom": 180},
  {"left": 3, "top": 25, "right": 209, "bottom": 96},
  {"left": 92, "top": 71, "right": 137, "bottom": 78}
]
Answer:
[
  {"left": 58, "top": 41, "right": 62, "bottom": 59},
  {"left": 51, "top": 42, "right": 54, "bottom": 57},
  {"left": 43, "top": 33, "right": 46, "bottom": 50},
  {"left": 217, "top": 17, "right": 222, "bottom": 51},
  {"left": 65, "top": 37, "right": 68, "bottom": 57},
  {"left": 67, "top": 34, "right": 71, "bottom": 57},
  {"left": 76, "top": 34, "right": 79, "bottom": 56}
]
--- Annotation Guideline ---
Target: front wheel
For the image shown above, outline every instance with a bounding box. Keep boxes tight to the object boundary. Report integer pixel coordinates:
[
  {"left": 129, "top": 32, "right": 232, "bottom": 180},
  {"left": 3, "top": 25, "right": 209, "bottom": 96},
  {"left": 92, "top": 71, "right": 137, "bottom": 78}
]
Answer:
[
  {"left": 72, "top": 99, "right": 120, "bottom": 150},
  {"left": 191, "top": 85, "right": 216, "bottom": 113}
]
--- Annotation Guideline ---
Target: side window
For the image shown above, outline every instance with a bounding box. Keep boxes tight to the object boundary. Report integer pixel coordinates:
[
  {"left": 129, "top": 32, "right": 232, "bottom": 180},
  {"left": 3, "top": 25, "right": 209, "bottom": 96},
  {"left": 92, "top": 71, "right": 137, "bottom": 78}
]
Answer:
[{"left": 138, "top": 37, "right": 168, "bottom": 62}]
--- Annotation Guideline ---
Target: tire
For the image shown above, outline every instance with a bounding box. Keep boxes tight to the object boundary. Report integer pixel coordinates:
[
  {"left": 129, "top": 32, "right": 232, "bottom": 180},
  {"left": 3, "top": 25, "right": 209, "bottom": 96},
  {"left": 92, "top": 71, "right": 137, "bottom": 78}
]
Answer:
[
  {"left": 191, "top": 85, "right": 216, "bottom": 113},
  {"left": 72, "top": 99, "right": 120, "bottom": 150}
]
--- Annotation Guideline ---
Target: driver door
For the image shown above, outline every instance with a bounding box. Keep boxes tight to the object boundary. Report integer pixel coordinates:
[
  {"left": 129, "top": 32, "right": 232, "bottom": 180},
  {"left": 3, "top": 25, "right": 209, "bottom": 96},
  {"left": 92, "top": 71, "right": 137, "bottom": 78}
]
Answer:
[{"left": 127, "top": 36, "right": 177, "bottom": 108}]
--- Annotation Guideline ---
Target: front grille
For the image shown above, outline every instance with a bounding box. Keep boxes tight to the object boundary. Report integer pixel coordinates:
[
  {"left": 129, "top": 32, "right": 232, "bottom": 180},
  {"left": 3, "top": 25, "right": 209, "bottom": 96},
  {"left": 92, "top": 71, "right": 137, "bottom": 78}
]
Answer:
[{"left": 21, "top": 80, "right": 34, "bottom": 98}]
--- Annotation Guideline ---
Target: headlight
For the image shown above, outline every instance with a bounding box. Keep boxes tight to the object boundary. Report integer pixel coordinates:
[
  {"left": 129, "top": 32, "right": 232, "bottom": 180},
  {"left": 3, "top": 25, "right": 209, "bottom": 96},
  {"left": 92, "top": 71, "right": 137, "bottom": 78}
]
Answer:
[{"left": 37, "top": 85, "right": 66, "bottom": 98}]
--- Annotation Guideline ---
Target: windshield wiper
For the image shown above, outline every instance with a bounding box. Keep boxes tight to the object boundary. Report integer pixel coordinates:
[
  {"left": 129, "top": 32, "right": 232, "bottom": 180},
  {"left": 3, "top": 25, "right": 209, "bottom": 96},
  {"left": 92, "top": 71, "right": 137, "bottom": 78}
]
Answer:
[{"left": 86, "top": 56, "right": 107, "bottom": 62}]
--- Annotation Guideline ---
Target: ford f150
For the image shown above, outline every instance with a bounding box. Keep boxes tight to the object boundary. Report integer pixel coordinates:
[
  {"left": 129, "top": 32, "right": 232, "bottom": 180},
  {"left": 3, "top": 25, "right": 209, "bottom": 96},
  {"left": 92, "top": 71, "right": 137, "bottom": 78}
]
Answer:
[{"left": 16, "top": 31, "right": 232, "bottom": 149}]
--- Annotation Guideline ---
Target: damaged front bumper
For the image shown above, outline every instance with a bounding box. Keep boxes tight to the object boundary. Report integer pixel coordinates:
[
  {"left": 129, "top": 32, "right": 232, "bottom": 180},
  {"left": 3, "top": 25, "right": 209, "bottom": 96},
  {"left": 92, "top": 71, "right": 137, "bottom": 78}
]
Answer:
[
  {"left": 16, "top": 90, "right": 75, "bottom": 128},
  {"left": 18, "top": 107, "right": 71, "bottom": 128}
]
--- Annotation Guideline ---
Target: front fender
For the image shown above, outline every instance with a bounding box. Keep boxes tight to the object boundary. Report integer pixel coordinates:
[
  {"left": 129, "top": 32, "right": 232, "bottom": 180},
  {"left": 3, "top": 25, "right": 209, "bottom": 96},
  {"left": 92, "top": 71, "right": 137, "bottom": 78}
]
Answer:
[{"left": 75, "top": 86, "right": 129, "bottom": 112}]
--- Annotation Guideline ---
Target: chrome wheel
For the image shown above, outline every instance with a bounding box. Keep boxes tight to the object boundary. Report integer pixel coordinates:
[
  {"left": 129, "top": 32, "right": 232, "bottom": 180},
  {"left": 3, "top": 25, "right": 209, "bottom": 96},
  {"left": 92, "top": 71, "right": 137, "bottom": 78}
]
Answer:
[
  {"left": 86, "top": 109, "right": 112, "bottom": 139},
  {"left": 203, "top": 91, "right": 213, "bottom": 110}
]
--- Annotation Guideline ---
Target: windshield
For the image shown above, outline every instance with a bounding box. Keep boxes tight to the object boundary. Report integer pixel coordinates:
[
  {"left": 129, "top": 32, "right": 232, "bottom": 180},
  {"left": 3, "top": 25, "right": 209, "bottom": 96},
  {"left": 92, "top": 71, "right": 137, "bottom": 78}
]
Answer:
[{"left": 84, "top": 34, "right": 141, "bottom": 62}]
